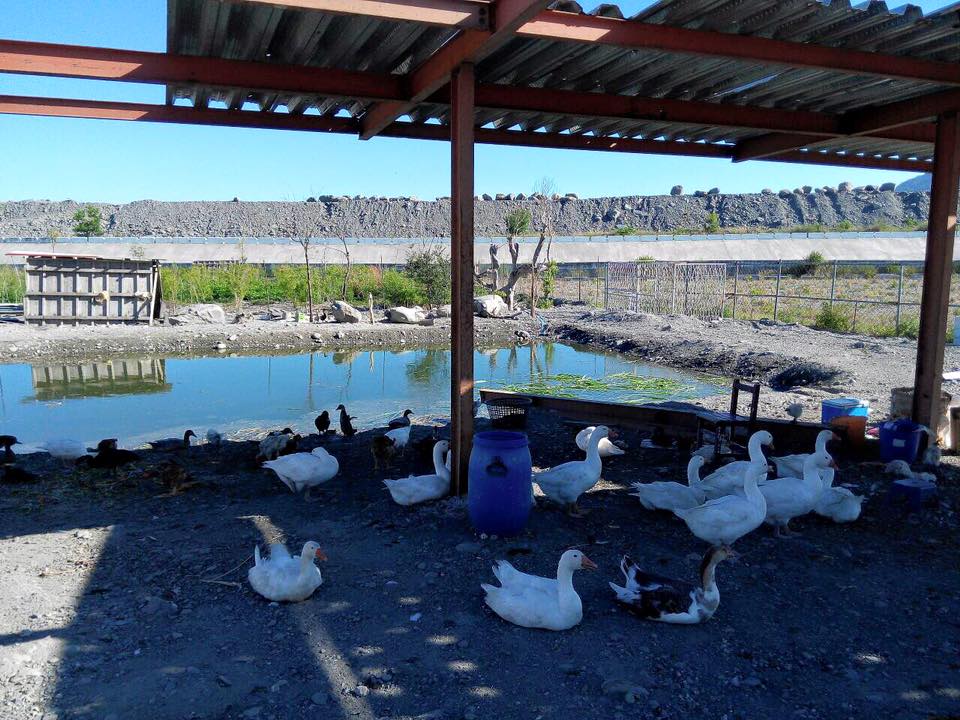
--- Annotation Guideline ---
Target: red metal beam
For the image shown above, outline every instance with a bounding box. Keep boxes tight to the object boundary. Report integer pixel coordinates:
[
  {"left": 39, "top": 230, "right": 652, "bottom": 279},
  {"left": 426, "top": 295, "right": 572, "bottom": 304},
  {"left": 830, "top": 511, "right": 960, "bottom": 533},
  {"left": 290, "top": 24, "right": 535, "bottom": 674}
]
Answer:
[
  {"left": 0, "top": 94, "right": 932, "bottom": 172},
  {"left": 0, "top": 40, "right": 938, "bottom": 145},
  {"left": 912, "top": 112, "right": 960, "bottom": 430},
  {"left": 0, "top": 39, "right": 405, "bottom": 101},
  {"left": 449, "top": 63, "right": 475, "bottom": 496},
  {"left": 358, "top": 0, "right": 553, "bottom": 139},
  {"left": 234, "top": 0, "right": 490, "bottom": 29},
  {"left": 516, "top": 10, "right": 960, "bottom": 87}
]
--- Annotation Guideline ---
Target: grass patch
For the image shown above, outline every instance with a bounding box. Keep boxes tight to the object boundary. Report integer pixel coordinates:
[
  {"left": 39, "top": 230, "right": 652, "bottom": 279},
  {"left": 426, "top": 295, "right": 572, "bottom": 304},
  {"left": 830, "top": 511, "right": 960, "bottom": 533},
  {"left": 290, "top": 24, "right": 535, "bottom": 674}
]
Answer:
[{"left": 497, "top": 372, "right": 698, "bottom": 403}]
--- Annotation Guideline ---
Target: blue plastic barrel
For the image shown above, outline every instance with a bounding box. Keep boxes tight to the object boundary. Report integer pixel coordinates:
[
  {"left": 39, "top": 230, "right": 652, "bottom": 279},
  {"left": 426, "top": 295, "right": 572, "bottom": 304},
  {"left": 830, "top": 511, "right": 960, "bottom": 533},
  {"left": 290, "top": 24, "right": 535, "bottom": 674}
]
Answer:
[
  {"left": 879, "top": 419, "right": 924, "bottom": 463},
  {"left": 468, "top": 431, "right": 532, "bottom": 536}
]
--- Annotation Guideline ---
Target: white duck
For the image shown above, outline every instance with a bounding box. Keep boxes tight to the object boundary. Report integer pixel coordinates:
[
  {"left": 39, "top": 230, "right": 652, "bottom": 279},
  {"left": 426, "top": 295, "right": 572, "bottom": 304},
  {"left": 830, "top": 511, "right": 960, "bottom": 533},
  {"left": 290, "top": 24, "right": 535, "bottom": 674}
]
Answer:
[
  {"left": 481, "top": 549, "right": 597, "bottom": 631},
  {"left": 700, "top": 430, "right": 774, "bottom": 499},
  {"left": 383, "top": 440, "right": 450, "bottom": 506},
  {"left": 608, "top": 547, "right": 736, "bottom": 624},
  {"left": 757, "top": 452, "right": 828, "bottom": 536},
  {"left": 247, "top": 541, "right": 326, "bottom": 602},
  {"left": 533, "top": 425, "right": 607, "bottom": 516},
  {"left": 812, "top": 464, "right": 863, "bottom": 523},
  {"left": 263, "top": 447, "right": 339, "bottom": 501},
  {"left": 575, "top": 426, "right": 625, "bottom": 457},
  {"left": 771, "top": 430, "right": 835, "bottom": 478},
  {"left": 631, "top": 456, "right": 706, "bottom": 512},
  {"left": 40, "top": 438, "right": 90, "bottom": 463},
  {"left": 206, "top": 428, "right": 224, "bottom": 446},
  {"left": 385, "top": 424, "right": 411, "bottom": 449},
  {"left": 674, "top": 464, "right": 767, "bottom": 546}
]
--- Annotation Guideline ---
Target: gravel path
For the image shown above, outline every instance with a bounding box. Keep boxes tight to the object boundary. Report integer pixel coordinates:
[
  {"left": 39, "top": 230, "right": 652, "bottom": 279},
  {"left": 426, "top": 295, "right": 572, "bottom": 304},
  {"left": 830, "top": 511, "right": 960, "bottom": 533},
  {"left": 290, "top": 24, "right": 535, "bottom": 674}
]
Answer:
[{"left": 0, "top": 412, "right": 957, "bottom": 720}]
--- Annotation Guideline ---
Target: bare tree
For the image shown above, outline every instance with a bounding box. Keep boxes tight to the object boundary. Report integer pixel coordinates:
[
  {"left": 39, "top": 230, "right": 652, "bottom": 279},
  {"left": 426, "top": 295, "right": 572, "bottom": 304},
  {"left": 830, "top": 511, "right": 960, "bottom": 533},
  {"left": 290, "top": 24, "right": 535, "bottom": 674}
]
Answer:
[
  {"left": 329, "top": 211, "right": 352, "bottom": 301},
  {"left": 529, "top": 177, "right": 557, "bottom": 318},
  {"left": 291, "top": 231, "right": 316, "bottom": 321}
]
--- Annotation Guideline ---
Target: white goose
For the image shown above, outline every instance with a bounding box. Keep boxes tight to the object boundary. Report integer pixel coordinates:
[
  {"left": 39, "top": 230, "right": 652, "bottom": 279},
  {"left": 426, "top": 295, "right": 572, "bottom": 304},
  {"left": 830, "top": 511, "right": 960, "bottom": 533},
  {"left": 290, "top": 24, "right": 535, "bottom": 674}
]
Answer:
[
  {"left": 385, "top": 424, "right": 411, "bottom": 449},
  {"left": 575, "top": 426, "right": 625, "bottom": 457},
  {"left": 758, "top": 452, "right": 828, "bottom": 536},
  {"left": 40, "top": 438, "right": 90, "bottom": 463},
  {"left": 481, "top": 549, "right": 597, "bottom": 631},
  {"left": 631, "top": 456, "right": 706, "bottom": 512},
  {"left": 533, "top": 426, "right": 608, "bottom": 516},
  {"left": 812, "top": 459, "right": 862, "bottom": 523},
  {"left": 771, "top": 430, "right": 835, "bottom": 478},
  {"left": 674, "top": 464, "right": 767, "bottom": 546},
  {"left": 383, "top": 440, "right": 450, "bottom": 506},
  {"left": 248, "top": 541, "right": 326, "bottom": 602},
  {"left": 700, "top": 430, "right": 774, "bottom": 499},
  {"left": 263, "top": 447, "right": 339, "bottom": 501}
]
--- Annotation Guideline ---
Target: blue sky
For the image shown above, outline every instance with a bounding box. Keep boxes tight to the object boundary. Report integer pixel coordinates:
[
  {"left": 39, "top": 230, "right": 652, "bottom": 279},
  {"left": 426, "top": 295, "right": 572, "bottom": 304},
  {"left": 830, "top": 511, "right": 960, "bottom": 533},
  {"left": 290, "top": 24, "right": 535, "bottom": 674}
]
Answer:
[{"left": 0, "top": 1, "right": 949, "bottom": 202}]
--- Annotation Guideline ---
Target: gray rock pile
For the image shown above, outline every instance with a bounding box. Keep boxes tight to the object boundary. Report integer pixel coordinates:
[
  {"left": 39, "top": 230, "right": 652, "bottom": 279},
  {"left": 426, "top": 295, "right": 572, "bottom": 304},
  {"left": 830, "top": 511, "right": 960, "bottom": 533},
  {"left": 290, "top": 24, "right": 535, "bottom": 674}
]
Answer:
[{"left": 0, "top": 186, "right": 931, "bottom": 238}]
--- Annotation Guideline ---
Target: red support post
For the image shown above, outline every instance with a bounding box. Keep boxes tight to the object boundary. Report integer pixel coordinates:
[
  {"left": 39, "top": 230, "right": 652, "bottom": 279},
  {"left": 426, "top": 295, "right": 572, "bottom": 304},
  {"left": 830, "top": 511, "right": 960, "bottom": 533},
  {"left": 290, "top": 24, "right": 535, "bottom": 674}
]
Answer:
[
  {"left": 912, "top": 112, "right": 960, "bottom": 430},
  {"left": 450, "top": 63, "right": 475, "bottom": 496}
]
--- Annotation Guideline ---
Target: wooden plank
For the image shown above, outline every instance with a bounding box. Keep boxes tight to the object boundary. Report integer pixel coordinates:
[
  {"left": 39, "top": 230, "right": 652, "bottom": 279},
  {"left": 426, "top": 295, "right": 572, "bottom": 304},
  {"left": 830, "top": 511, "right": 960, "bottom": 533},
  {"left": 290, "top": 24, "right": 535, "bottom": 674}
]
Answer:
[
  {"left": 912, "top": 112, "right": 960, "bottom": 430},
  {"left": 450, "top": 63, "right": 475, "bottom": 496}
]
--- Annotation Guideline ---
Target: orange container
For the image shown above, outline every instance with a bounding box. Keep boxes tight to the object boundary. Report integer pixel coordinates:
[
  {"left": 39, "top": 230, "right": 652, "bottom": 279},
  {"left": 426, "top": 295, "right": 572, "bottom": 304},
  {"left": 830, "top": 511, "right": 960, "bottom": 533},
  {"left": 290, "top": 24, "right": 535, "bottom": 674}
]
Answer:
[{"left": 831, "top": 415, "right": 867, "bottom": 451}]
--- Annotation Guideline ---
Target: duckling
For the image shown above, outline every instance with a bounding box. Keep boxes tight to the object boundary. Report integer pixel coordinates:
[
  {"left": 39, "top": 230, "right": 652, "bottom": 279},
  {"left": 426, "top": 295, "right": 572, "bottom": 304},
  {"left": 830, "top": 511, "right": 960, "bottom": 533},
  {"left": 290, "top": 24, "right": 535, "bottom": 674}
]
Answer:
[
  {"left": 336, "top": 404, "right": 357, "bottom": 438},
  {"left": 257, "top": 431, "right": 297, "bottom": 463},
  {"left": 786, "top": 402, "right": 804, "bottom": 423},
  {"left": 372, "top": 435, "right": 396, "bottom": 470},
  {"left": 205, "top": 428, "right": 223, "bottom": 447},
  {"left": 149, "top": 430, "right": 196, "bottom": 452},
  {"left": 388, "top": 409, "right": 413, "bottom": 429},
  {"left": 0, "top": 435, "right": 20, "bottom": 463},
  {"left": 145, "top": 459, "right": 202, "bottom": 497},
  {"left": 314, "top": 411, "right": 331, "bottom": 435}
]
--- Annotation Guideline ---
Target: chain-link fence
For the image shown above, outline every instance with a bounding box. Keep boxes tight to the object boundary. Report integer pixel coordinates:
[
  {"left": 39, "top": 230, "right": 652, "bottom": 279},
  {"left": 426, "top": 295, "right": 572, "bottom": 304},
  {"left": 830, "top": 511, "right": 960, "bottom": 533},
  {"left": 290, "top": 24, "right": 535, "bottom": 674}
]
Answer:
[
  {"left": 723, "top": 260, "right": 953, "bottom": 338},
  {"left": 605, "top": 261, "right": 726, "bottom": 318}
]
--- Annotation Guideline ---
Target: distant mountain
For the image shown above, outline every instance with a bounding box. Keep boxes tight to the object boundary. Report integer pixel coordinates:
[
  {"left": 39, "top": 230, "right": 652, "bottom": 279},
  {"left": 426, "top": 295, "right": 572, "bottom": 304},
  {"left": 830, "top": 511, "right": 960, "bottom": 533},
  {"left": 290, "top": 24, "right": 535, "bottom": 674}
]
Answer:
[{"left": 896, "top": 174, "right": 931, "bottom": 192}]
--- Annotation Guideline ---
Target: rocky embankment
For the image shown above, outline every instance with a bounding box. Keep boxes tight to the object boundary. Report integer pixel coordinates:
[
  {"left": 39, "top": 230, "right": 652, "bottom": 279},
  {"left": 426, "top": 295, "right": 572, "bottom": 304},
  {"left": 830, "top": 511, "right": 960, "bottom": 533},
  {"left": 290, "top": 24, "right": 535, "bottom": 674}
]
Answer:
[{"left": 0, "top": 183, "right": 930, "bottom": 238}]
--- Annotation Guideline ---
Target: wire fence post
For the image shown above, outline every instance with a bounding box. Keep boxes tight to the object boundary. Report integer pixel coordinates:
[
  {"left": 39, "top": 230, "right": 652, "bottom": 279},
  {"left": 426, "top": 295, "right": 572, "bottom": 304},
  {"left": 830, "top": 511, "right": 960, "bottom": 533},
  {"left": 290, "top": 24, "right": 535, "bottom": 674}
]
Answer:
[
  {"left": 578, "top": 265, "right": 582, "bottom": 302},
  {"left": 895, "top": 263, "right": 905, "bottom": 335},
  {"left": 829, "top": 260, "right": 838, "bottom": 308},
  {"left": 773, "top": 260, "right": 782, "bottom": 321},
  {"left": 731, "top": 261, "right": 740, "bottom": 319},
  {"left": 601, "top": 258, "right": 607, "bottom": 309}
]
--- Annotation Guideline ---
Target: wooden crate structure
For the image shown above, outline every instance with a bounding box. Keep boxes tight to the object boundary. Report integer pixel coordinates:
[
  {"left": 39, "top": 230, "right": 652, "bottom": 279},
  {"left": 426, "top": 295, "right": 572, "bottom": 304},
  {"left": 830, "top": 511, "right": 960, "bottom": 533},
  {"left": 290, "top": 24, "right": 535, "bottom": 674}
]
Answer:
[{"left": 22, "top": 254, "right": 162, "bottom": 325}]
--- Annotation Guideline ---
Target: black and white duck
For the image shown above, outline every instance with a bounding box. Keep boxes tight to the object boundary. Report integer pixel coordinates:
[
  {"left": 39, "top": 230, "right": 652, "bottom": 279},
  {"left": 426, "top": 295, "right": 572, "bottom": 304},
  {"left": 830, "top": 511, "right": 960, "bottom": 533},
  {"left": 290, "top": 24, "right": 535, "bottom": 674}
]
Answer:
[
  {"left": 388, "top": 409, "right": 413, "bottom": 429},
  {"left": 78, "top": 440, "right": 140, "bottom": 469},
  {"left": 149, "top": 430, "right": 196, "bottom": 452},
  {"left": 336, "top": 404, "right": 357, "bottom": 438},
  {"left": 609, "top": 547, "right": 736, "bottom": 624},
  {"left": 0, "top": 435, "right": 20, "bottom": 463},
  {"left": 314, "top": 411, "right": 331, "bottom": 435}
]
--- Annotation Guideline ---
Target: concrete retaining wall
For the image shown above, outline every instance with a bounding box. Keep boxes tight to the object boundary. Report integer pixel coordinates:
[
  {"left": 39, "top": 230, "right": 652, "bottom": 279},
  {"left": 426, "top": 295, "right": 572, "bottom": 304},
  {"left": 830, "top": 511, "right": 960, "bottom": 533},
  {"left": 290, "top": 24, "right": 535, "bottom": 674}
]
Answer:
[{"left": 0, "top": 233, "right": 939, "bottom": 265}]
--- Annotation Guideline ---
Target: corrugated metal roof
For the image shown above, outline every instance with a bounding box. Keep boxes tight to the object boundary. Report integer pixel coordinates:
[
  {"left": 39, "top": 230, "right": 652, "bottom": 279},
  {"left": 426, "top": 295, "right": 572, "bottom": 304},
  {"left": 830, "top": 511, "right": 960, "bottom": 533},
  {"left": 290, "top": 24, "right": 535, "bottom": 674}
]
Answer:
[{"left": 166, "top": 0, "right": 960, "bottom": 163}]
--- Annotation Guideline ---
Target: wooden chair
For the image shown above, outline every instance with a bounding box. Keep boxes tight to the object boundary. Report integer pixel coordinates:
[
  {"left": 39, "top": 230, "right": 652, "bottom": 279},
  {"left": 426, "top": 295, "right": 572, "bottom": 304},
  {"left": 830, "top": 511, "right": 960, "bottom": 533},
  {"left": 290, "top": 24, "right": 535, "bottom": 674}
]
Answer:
[{"left": 696, "top": 378, "right": 761, "bottom": 456}]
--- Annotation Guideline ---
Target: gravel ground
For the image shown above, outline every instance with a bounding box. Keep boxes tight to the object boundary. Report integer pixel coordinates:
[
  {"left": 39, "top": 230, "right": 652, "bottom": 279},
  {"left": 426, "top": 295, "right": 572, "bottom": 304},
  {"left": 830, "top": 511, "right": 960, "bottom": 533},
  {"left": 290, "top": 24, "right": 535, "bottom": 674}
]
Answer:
[
  {"left": 0, "top": 411, "right": 957, "bottom": 720},
  {"left": 546, "top": 307, "right": 960, "bottom": 419}
]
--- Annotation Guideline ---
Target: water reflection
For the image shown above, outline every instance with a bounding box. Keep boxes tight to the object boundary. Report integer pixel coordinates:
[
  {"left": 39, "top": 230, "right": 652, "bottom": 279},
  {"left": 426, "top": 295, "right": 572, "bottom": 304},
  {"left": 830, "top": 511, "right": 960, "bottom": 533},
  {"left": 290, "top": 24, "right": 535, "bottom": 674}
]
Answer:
[
  {"left": 29, "top": 359, "right": 170, "bottom": 401},
  {"left": 0, "top": 344, "right": 720, "bottom": 448}
]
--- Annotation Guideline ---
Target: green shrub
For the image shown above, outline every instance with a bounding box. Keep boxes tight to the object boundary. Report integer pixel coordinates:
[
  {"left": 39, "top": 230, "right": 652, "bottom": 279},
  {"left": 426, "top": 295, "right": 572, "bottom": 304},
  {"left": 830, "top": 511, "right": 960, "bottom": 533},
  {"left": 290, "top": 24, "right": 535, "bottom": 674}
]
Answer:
[
  {"left": 613, "top": 226, "right": 637, "bottom": 236},
  {"left": 897, "top": 317, "right": 920, "bottom": 339},
  {"left": 0, "top": 266, "right": 25, "bottom": 303},
  {"left": 785, "top": 250, "right": 826, "bottom": 278},
  {"left": 833, "top": 220, "right": 855, "bottom": 232},
  {"left": 381, "top": 269, "right": 425, "bottom": 306},
  {"left": 404, "top": 246, "right": 451, "bottom": 306},
  {"left": 814, "top": 303, "right": 852, "bottom": 333},
  {"left": 705, "top": 212, "right": 720, "bottom": 234}
]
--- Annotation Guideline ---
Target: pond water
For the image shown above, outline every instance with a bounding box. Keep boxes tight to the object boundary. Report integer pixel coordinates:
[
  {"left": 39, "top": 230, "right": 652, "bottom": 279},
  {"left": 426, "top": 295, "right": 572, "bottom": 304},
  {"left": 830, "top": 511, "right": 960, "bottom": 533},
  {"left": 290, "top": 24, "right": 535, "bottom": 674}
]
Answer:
[{"left": 0, "top": 343, "right": 721, "bottom": 449}]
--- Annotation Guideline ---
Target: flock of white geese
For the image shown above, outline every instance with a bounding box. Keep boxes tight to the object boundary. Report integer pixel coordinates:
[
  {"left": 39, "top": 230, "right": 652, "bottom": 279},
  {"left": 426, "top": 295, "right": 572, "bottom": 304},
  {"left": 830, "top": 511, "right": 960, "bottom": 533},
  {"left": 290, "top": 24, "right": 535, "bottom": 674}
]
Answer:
[
  {"left": 251, "top": 420, "right": 864, "bottom": 631},
  {"left": 18, "top": 415, "right": 865, "bottom": 630}
]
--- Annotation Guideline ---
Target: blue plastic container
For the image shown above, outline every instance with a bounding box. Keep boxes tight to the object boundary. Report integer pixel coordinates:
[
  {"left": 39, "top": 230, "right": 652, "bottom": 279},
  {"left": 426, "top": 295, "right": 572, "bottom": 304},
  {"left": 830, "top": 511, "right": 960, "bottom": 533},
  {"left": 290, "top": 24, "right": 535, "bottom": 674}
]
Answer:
[
  {"left": 821, "top": 397, "right": 870, "bottom": 424},
  {"left": 879, "top": 419, "right": 924, "bottom": 463},
  {"left": 468, "top": 431, "right": 532, "bottom": 536}
]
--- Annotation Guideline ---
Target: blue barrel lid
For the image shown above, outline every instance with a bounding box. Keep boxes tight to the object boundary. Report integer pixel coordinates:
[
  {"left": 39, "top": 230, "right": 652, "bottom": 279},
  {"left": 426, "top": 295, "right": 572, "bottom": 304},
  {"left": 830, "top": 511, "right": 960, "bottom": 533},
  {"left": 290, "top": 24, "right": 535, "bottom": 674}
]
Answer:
[
  {"left": 474, "top": 430, "right": 529, "bottom": 449},
  {"left": 823, "top": 397, "right": 869, "bottom": 409}
]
